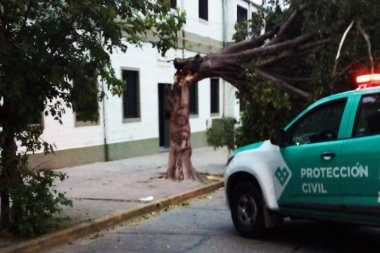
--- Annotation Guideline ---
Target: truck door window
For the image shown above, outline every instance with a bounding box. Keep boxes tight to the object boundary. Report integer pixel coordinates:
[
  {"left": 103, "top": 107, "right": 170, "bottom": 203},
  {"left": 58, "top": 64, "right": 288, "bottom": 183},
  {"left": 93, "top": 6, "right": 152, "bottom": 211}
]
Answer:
[
  {"left": 287, "top": 99, "right": 347, "bottom": 145},
  {"left": 353, "top": 93, "right": 380, "bottom": 137}
]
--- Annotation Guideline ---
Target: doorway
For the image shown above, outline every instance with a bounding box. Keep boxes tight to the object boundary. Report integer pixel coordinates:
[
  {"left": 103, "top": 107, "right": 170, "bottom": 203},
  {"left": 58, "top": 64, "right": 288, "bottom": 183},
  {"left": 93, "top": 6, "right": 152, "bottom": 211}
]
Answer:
[{"left": 158, "top": 83, "right": 171, "bottom": 151}]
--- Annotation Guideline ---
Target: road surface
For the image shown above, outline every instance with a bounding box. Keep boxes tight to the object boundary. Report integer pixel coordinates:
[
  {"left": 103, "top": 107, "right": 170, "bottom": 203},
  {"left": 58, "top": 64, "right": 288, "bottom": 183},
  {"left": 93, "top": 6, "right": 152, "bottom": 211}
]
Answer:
[{"left": 41, "top": 189, "right": 380, "bottom": 253}]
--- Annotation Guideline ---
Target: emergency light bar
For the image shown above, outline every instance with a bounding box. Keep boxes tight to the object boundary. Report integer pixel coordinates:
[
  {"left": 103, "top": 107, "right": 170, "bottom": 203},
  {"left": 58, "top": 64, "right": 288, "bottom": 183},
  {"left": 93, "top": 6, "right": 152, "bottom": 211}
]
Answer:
[{"left": 356, "top": 74, "right": 380, "bottom": 89}]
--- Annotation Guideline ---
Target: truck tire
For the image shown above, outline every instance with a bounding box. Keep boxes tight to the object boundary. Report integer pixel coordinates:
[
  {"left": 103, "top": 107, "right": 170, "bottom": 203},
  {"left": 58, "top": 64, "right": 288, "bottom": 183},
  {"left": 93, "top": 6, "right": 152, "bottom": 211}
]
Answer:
[{"left": 230, "top": 182, "right": 265, "bottom": 238}]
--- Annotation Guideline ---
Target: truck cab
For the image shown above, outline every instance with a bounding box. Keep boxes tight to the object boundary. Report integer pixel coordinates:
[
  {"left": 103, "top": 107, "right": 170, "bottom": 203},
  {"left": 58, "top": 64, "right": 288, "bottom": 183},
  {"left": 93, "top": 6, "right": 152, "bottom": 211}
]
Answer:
[{"left": 225, "top": 74, "right": 380, "bottom": 238}]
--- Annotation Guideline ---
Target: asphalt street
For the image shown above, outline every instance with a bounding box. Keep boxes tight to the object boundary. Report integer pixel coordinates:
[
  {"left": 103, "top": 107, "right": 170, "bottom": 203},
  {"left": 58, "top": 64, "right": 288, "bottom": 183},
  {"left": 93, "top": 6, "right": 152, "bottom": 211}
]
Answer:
[{"left": 40, "top": 189, "right": 380, "bottom": 253}]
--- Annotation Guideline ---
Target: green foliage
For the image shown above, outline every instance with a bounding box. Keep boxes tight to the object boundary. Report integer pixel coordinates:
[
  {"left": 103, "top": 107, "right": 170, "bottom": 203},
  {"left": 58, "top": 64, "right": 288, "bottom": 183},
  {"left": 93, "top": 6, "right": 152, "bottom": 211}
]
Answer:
[
  {"left": 232, "top": 21, "right": 250, "bottom": 42},
  {"left": 0, "top": 0, "right": 185, "bottom": 128},
  {"left": 234, "top": 0, "right": 380, "bottom": 147},
  {"left": 235, "top": 79, "right": 304, "bottom": 147},
  {"left": 9, "top": 170, "right": 72, "bottom": 238},
  {"left": 206, "top": 117, "right": 237, "bottom": 153},
  {"left": 233, "top": 11, "right": 264, "bottom": 43},
  {"left": 0, "top": 135, "right": 71, "bottom": 237},
  {"left": 16, "top": 125, "right": 55, "bottom": 155},
  {"left": 0, "top": 0, "right": 185, "bottom": 236},
  {"left": 181, "top": 201, "right": 190, "bottom": 207}
]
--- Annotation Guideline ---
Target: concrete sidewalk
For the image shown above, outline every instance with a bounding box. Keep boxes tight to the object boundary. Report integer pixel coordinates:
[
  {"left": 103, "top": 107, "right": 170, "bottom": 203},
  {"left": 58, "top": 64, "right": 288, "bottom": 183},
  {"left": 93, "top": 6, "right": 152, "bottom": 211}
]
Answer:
[{"left": 0, "top": 146, "right": 229, "bottom": 253}]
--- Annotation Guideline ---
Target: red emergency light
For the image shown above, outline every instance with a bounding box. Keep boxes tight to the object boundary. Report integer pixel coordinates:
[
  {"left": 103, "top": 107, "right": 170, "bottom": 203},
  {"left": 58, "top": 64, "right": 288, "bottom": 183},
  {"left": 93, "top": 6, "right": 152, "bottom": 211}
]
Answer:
[{"left": 356, "top": 74, "right": 380, "bottom": 88}]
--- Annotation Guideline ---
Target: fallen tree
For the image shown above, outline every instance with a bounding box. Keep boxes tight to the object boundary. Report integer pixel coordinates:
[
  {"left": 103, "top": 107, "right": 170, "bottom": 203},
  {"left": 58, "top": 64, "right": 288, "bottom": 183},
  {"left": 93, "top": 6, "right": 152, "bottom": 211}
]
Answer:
[{"left": 165, "top": 0, "right": 379, "bottom": 181}]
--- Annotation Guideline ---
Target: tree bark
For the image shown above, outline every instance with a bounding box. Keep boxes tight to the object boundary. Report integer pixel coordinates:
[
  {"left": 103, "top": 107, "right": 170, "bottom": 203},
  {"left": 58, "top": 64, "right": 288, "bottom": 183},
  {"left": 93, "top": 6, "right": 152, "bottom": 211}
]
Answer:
[
  {"left": 0, "top": 99, "right": 22, "bottom": 229},
  {"left": 165, "top": 3, "right": 330, "bottom": 181},
  {"left": 165, "top": 71, "right": 201, "bottom": 181}
]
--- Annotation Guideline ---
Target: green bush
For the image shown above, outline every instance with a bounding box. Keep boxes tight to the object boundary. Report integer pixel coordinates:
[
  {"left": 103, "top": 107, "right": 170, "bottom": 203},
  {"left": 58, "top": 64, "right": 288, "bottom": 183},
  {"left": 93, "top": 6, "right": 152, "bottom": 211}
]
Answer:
[
  {"left": 206, "top": 117, "right": 237, "bottom": 153},
  {"left": 234, "top": 78, "right": 306, "bottom": 148},
  {"left": 9, "top": 169, "right": 72, "bottom": 237}
]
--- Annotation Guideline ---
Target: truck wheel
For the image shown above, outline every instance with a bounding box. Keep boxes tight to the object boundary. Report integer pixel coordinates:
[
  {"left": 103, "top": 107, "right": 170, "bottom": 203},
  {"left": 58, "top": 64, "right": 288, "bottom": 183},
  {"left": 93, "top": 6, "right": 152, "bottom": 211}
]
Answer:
[{"left": 231, "top": 182, "right": 265, "bottom": 238}]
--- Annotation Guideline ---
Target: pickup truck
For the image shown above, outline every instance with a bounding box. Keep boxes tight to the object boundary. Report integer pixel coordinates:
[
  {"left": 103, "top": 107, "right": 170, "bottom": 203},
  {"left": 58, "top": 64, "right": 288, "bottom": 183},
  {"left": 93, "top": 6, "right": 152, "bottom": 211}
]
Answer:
[{"left": 225, "top": 74, "right": 380, "bottom": 238}]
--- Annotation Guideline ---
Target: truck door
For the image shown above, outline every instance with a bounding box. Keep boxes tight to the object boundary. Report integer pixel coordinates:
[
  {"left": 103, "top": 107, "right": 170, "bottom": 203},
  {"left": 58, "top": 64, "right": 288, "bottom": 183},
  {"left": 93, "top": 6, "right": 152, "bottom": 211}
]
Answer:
[
  {"left": 277, "top": 99, "right": 348, "bottom": 213},
  {"left": 340, "top": 93, "right": 380, "bottom": 219}
]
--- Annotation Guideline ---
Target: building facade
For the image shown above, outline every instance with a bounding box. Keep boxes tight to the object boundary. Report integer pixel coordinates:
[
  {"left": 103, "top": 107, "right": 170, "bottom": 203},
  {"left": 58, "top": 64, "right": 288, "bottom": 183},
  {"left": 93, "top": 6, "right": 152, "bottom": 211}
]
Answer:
[{"left": 28, "top": 0, "right": 264, "bottom": 169}]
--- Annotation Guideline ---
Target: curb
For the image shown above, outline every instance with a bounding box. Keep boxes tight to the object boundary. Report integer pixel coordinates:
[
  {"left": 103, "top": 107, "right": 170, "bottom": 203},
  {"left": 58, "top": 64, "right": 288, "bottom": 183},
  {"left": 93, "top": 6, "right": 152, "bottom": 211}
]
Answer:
[{"left": 0, "top": 181, "right": 224, "bottom": 253}]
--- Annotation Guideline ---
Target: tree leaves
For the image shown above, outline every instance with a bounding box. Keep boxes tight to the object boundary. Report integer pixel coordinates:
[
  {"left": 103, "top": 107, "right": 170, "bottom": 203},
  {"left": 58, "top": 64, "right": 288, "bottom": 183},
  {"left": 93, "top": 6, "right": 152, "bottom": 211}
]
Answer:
[
  {"left": 0, "top": 0, "right": 185, "bottom": 234},
  {"left": 236, "top": 0, "right": 380, "bottom": 145},
  {"left": 0, "top": 0, "right": 185, "bottom": 130}
]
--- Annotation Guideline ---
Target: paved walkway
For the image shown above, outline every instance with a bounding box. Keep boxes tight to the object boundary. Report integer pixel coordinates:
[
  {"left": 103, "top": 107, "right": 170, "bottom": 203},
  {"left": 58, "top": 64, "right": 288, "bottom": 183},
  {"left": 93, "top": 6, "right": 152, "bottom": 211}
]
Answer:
[{"left": 0, "top": 146, "right": 229, "bottom": 251}]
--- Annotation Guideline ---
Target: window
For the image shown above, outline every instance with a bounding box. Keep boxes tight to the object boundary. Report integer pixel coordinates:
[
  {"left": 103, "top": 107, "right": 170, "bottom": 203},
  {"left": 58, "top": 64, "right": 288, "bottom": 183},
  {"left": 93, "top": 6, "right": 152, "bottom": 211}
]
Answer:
[
  {"left": 74, "top": 69, "right": 99, "bottom": 125},
  {"left": 237, "top": 5, "right": 247, "bottom": 22},
  {"left": 287, "top": 99, "right": 347, "bottom": 145},
  {"left": 210, "top": 78, "right": 219, "bottom": 114},
  {"left": 353, "top": 93, "right": 380, "bottom": 137},
  {"left": 199, "top": 0, "right": 208, "bottom": 21},
  {"left": 170, "top": 0, "right": 176, "bottom": 8},
  {"left": 189, "top": 83, "right": 198, "bottom": 115},
  {"left": 122, "top": 70, "right": 140, "bottom": 119}
]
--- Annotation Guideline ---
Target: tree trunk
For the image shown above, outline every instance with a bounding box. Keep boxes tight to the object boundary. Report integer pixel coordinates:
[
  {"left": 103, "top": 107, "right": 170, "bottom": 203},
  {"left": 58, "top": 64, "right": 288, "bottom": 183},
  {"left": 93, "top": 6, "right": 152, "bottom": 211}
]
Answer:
[
  {"left": 165, "top": 72, "right": 201, "bottom": 181},
  {"left": 0, "top": 99, "right": 22, "bottom": 229},
  {"left": 164, "top": 4, "right": 330, "bottom": 181}
]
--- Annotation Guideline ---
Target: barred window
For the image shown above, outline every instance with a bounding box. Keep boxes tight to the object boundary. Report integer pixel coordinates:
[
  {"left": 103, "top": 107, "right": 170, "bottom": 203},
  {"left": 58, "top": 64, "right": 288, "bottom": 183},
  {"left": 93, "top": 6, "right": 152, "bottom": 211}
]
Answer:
[
  {"left": 199, "top": 0, "right": 208, "bottom": 21},
  {"left": 122, "top": 70, "right": 140, "bottom": 119},
  {"left": 74, "top": 69, "right": 99, "bottom": 124},
  {"left": 189, "top": 83, "right": 198, "bottom": 115},
  {"left": 237, "top": 5, "right": 247, "bottom": 21},
  {"left": 210, "top": 78, "right": 220, "bottom": 114},
  {"left": 171, "top": 0, "right": 176, "bottom": 8}
]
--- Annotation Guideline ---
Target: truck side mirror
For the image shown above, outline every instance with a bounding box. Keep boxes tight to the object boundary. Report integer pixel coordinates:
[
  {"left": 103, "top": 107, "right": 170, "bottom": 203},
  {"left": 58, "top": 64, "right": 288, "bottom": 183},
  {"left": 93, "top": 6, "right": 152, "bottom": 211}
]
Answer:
[{"left": 270, "top": 129, "right": 285, "bottom": 147}]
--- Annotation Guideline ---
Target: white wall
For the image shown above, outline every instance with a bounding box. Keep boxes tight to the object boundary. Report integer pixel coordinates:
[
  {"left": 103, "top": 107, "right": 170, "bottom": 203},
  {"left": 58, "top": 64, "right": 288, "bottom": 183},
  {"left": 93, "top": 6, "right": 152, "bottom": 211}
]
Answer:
[
  {"left": 179, "top": 0, "right": 224, "bottom": 42},
  {"left": 39, "top": 100, "right": 104, "bottom": 151},
  {"left": 38, "top": 0, "right": 245, "bottom": 153}
]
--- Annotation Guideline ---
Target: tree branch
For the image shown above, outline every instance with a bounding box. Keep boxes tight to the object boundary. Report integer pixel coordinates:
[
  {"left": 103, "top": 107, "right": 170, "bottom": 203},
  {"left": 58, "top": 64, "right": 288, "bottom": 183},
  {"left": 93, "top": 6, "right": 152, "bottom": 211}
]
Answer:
[
  {"left": 232, "top": 33, "right": 313, "bottom": 61},
  {"left": 220, "top": 26, "right": 280, "bottom": 55},
  {"left": 273, "top": 75, "right": 312, "bottom": 83},
  {"left": 256, "top": 68, "right": 309, "bottom": 97},
  {"left": 296, "top": 38, "right": 331, "bottom": 52},
  {"left": 174, "top": 54, "right": 204, "bottom": 71},
  {"left": 267, "top": 3, "right": 307, "bottom": 46},
  {"left": 333, "top": 20, "right": 354, "bottom": 75},
  {"left": 260, "top": 51, "right": 296, "bottom": 68},
  {"left": 213, "top": 70, "right": 251, "bottom": 93},
  {"left": 221, "top": 3, "right": 307, "bottom": 56},
  {"left": 261, "top": 38, "right": 331, "bottom": 67}
]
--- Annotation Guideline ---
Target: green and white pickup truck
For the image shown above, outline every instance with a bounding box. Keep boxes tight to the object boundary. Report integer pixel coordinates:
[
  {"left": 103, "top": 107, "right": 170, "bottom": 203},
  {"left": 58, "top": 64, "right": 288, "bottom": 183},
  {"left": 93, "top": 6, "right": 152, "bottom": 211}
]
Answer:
[{"left": 225, "top": 74, "right": 380, "bottom": 238}]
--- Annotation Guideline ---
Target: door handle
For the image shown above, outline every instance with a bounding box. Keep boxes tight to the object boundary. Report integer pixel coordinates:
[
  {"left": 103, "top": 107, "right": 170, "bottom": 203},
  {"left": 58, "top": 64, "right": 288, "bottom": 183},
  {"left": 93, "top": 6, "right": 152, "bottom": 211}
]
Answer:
[{"left": 321, "top": 152, "right": 335, "bottom": 160}]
